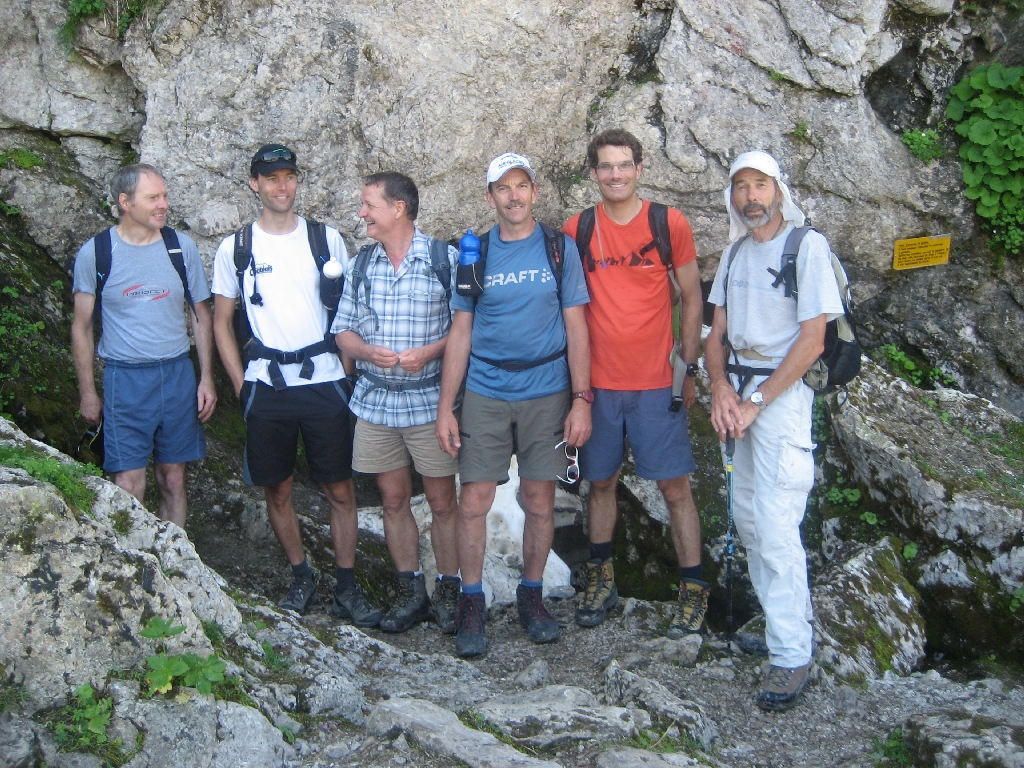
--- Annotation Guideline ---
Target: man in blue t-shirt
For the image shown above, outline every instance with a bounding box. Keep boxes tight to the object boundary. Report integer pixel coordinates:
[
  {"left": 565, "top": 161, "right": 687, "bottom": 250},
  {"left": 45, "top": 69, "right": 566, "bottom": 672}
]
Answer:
[{"left": 436, "top": 152, "right": 592, "bottom": 658}]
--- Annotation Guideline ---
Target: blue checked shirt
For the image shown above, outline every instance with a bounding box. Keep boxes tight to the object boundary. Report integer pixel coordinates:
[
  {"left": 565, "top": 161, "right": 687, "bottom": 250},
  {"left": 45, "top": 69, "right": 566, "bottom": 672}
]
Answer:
[{"left": 330, "top": 229, "right": 457, "bottom": 428}]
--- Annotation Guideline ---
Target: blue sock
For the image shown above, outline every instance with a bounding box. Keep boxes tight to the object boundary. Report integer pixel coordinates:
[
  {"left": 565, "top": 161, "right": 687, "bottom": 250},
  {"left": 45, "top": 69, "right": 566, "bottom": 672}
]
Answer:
[
  {"left": 462, "top": 581, "right": 484, "bottom": 595},
  {"left": 520, "top": 578, "right": 543, "bottom": 590},
  {"left": 292, "top": 559, "right": 313, "bottom": 580},
  {"left": 590, "top": 541, "right": 613, "bottom": 562},
  {"left": 679, "top": 564, "right": 704, "bottom": 584}
]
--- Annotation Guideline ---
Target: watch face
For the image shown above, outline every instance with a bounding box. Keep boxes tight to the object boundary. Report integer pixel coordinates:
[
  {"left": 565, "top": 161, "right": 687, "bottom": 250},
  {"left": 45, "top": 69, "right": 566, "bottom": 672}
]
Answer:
[{"left": 751, "top": 391, "right": 764, "bottom": 405}]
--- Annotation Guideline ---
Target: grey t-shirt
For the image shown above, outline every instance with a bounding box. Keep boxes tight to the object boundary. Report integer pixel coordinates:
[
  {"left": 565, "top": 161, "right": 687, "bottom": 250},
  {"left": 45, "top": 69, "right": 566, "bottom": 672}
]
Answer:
[
  {"left": 72, "top": 228, "right": 211, "bottom": 363},
  {"left": 708, "top": 223, "right": 844, "bottom": 361}
]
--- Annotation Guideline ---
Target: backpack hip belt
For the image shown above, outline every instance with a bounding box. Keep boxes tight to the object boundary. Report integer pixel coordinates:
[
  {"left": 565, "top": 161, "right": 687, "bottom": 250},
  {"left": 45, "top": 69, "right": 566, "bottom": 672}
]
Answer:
[
  {"left": 470, "top": 347, "right": 567, "bottom": 373},
  {"left": 357, "top": 369, "right": 442, "bottom": 393},
  {"left": 246, "top": 333, "right": 336, "bottom": 391}
]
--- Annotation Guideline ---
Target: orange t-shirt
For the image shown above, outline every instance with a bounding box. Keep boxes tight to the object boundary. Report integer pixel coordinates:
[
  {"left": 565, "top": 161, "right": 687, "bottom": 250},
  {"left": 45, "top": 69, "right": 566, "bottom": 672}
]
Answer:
[{"left": 563, "top": 201, "right": 696, "bottom": 390}]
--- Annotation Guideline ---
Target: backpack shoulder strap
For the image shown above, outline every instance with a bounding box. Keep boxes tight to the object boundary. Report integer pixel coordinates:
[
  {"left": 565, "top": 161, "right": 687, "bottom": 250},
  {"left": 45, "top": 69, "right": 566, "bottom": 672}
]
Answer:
[
  {"left": 466, "top": 228, "right": 493, "bottom": 309},
  {"left": 427, "top": 237, "right": 452, "bottom": 302},
  {"left": 647, "top": 202, "right": 673, "bottom": 271},
  {"left": 575, "top": 207, "right": 597, "bottom": 272},
  {"left": 350, "top": 243, "right": 375, "bottom": 306},
  {"left": 92, "top": 227, "right": 114, "bottom": 324},
  {"left": 775, "top": 226, "right": 813, "bottom": 299},
  {"left": 160, "top": 227, "right": 196, "bottom": 318},
  {"left": 538, "top": 221, "right": 566, "bottom": 305},
  {"left": 721, "top": 234, "right": 750, "bottom": 311},
  {"left": 306, "top": 219, "right": 330, "bottom": 269},
  {"left": 233, "top": 224, "right": 253, "bottom": 285}
]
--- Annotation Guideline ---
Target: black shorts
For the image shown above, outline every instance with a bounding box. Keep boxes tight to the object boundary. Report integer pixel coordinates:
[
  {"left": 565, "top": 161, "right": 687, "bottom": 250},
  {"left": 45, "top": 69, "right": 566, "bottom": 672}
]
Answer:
[{"left": 241, "top": 380, "right": 354, "bottom": 487}]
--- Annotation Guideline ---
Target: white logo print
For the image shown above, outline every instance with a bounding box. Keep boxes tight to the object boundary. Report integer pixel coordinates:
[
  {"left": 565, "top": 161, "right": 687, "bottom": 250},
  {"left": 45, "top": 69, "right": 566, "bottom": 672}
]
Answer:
[{"left": 540, "top": 269, "right": 553, "bottom": 283}]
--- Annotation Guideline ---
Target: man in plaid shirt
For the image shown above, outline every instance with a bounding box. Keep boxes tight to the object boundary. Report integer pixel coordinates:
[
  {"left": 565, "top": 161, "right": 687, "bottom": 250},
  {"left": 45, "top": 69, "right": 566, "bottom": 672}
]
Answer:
[{"left": 332, "top": 172, "right": 461, "bottom": 634}]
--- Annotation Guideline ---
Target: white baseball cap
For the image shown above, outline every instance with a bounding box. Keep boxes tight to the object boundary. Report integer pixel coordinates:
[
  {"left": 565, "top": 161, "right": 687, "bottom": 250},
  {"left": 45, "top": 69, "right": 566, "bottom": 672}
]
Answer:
[{"left": 486, "top": 152, "right": 537, "bottom": 186}]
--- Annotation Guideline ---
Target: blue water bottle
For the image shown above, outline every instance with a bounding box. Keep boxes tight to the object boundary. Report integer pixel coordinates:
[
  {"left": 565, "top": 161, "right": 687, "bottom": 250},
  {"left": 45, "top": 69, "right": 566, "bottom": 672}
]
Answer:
[{"left": 456, "top": 228, "right": 484, "bottom": 297}]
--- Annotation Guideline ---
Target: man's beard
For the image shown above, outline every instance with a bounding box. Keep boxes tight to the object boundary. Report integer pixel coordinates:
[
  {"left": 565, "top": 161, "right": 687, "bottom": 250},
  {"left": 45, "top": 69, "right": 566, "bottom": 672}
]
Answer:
[{"left": 739, "top": 197, "right": 781, "bottom": 229}]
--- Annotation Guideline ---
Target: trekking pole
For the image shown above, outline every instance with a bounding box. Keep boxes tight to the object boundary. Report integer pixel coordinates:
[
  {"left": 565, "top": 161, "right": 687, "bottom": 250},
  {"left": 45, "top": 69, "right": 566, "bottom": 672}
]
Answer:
[{"left": 725, "top": 434, "right": 735, "bottom": 658}]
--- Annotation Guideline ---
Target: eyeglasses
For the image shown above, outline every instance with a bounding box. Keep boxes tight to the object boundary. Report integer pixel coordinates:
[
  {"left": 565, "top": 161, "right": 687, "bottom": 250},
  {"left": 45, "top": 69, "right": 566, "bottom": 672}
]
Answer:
[
  {"left": 594, "top": 161, "right": 636, "bottom": 175},
  {"left": 556, "top": 440, "right": 580, "bottom": 484},
  {"left": 255, "top": 148, "right": 295, "bottom": 163},
  {"left": 76, "top": 419, "right": 104, "bottom": 465}
]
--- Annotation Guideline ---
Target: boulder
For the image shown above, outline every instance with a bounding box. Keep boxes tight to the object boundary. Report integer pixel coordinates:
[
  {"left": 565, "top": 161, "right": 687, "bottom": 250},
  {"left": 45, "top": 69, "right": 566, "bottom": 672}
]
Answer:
[{"left": 903, "top": 706, "right": 1024, "bottom": 767}]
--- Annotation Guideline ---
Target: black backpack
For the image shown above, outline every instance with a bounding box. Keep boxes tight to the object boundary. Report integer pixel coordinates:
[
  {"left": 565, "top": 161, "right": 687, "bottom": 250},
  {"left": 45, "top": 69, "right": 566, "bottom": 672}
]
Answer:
[
  {"left": 723, "top": 226, "right": 861, "bottom": 395},
  {"left": 92, "top": 226, "right": 196, "bottom": 326},
  {"left": 574, "top": 201, "right": 673, "bottom": 274},
  {"left": 349, "top": 237, "right": 452, "bottom": 306},
  {"left": 231, "top": 219, "right": 341, "bottom": 390}
]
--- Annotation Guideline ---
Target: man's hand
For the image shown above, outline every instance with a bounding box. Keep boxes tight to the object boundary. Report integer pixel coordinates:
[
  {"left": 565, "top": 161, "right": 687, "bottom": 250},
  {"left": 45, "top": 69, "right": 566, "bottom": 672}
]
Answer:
[
  {"left": 367, "top": 345, "right": 401, "bottom": 369},
  {"left": 710, "top": 379, "right": 745, "bottom": 441},
  {"left": 197, "top": 379, "right": 217, "bottom": 422},
  {"left": 435, "top": 409, "right": 461, "bottom": 457},
  {"left": 79, "top": 392, "right": 103, "bottom": 426},
  {"left": 682, "top": 375, "right": 697, "bottom": 410},
  {"left": 563, "top": 399, "right": 592, "bottom": 448},
  {"left": 398, "top": 346, "right": 430, "bottom": 374}
]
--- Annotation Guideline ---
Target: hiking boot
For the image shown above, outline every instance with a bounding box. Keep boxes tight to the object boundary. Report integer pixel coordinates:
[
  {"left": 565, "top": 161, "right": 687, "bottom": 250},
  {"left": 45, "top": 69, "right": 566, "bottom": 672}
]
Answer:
[
  {"left": 575, "top": 558, "right": 619, "bottom": 628},
  {"left": 329, "top": 584, "right": 382, "bottom": 628},
  {"left": 431, "top": 576, "right": 461, "bottom": 635},
  {"left": 516, "top": 584, "right": 560, "bottom": 644},
  {"left": 279, "top": 569, "right": 321, "bottom": 615},
  {"left": 667, "top": 579, "right": 710, "bottom": 638},
  {"left": 380, "top": 573, "right": 431, "bottom": 633},
  {"left": 455, "top": 592, "right": 487, "bottom": 658},
  {"left": 756, "top": 663, "right": 810, "bottom": 711}
]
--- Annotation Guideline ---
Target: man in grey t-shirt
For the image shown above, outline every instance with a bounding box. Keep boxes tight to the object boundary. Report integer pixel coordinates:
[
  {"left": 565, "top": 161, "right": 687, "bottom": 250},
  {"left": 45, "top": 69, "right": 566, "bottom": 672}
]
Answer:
[
  {"left": 71, "top": 164, "right": 216, "bottom": 527},
  {"left": 705, "top": 151, "right": 843, "bottom": 712}
]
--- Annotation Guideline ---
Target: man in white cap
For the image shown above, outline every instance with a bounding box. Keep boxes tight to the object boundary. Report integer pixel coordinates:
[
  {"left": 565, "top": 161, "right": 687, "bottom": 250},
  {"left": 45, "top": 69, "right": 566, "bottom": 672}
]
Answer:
[
  {"left": 704, "top": 151, "right": 843, "bottom": 711},
  {"left": 436, "top": 152, "right": 592, "bottom": 657}
]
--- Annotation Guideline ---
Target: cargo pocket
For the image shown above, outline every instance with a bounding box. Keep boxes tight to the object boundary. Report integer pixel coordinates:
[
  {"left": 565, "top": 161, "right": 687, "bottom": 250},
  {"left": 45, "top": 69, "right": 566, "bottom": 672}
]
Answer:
[{"left": 775, "top": 440, "right": 814, "bottom": 494}]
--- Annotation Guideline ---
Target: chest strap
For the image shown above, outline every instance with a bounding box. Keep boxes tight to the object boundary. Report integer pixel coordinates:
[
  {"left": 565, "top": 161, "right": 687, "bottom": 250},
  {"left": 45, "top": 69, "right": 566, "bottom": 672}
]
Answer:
[
  {"left": 358, "top": 369, "right": 442, "bottom": 393},
  {"left": 246, "top": 334, "right": 336, "bottom": 390},
  {"left": 470, "top": 346, "right": 567, "bottom": 373}
]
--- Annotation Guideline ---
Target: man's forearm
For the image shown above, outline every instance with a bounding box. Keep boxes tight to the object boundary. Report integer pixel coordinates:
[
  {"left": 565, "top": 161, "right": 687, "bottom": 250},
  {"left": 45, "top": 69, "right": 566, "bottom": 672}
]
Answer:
[
  {"left": 676, "top": 261, "right": 703, "bottom": 365},
  {"left": 213, "top": 295, "right": 246, "bottom": 392},
  {"left": 563, "top": 305, "right": 591, "bottom": 392},
  {"left": 438, "top": 313, "right": 472, "bottom": 411},
  {"left": 192, "top": 300, "right": 215, "bottom": 384}
]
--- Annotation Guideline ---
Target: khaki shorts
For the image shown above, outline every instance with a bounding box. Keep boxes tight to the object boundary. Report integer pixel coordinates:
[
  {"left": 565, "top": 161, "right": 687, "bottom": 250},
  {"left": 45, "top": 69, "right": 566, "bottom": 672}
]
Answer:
[
  {"left": 353, "top": 419, "right": 459, "bottom": 477},
  {"left": 458, "top": 389, "right": 570, "bottom": 483}
]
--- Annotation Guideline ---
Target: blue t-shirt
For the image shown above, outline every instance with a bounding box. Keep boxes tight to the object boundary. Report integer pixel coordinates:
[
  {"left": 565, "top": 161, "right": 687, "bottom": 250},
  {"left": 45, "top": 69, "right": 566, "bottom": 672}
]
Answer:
[{"left": 450, "top": 224, "right": 589, "bottom": 401}]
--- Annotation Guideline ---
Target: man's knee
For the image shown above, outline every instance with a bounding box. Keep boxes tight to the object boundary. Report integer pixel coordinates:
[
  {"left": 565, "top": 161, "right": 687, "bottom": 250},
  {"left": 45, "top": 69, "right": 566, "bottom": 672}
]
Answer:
[
  {"left": 657, "top": 475, "right": 692, "bottom": 506},
  {"left": 589, "top": 474, "right": 619, "bottom": 496},
  {"left": 423, "top": 476, "right": 457, "bottom": 516},
  {"left": 264, "top": 477, "right": 294, "bottom": 509},
  {"left": 459, "top": 483, "right": 494, "bottom": 520},
  {"left": 155, "top": 463, "right": 186, "bottom": 493}
]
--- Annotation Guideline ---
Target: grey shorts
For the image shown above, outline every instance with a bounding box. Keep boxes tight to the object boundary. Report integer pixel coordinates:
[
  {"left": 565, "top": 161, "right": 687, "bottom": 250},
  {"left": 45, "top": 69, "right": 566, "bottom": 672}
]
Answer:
[
  {"left": 353, "top": 419, "right": 459, "bottom": 477},
  {"left": 458, "top": 389, "right": 570, "bottom": 483}
]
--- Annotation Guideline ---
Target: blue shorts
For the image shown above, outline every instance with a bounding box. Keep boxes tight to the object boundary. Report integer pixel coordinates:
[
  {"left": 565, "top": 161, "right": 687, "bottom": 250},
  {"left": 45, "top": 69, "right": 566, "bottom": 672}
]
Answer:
[
  {"left": 580, "top": 387, "right": 696, "bottom": 482},
  {"left": 102, "top": 353, "right": 206, "bottom": 473}
]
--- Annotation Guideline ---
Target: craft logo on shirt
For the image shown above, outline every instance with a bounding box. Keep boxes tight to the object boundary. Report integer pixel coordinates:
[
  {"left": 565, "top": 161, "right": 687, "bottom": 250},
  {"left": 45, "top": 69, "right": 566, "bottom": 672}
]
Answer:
[
  {"left": 254, "top": 263, "right": 273, "bottom": 275},
  {"left": 483, "top": 268, "right": 553, "bottom": 288},
  {"left": 123, "top": 284, "right": 170, "bottom": 301}
]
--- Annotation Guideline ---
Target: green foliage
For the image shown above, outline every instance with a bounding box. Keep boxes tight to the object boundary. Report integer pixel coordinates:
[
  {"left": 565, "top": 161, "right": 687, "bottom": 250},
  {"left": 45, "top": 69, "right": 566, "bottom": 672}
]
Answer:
[
  {"left": 0, "top": 149, "right": 44, "bottom": 170},
  {"left": 946, "top": 63, "right": 1024, "bottom": 254},
  {"left": 260, "top": 640, "right": 292, "bottom": 673},
  {"left": 902, "top": 542, "right": 919, "bottom": 560},
  {"left": 871, "top": 727, "right": 913, "bottom": 766},
  {"left": 877, "top": 344, "right": 953, "bottom": 389},
  {"left": 770, "top": 70, "right": 788, "bottom": 82},
  {"left": 279, "top": 726, "right": 296, "bottom": 745},
  {"left": 139, "top": 616, "right": 185, "bottom": 640},
  {"left": 812, "top": 395, "right": 829, "bottom": 443},
  {"left": 0, "top": 444, "right": 100, "bottom": 512},
  {"left": 42, "top": 684, "right": 138, "bottom": 766},
  {"left": 201, "top": 620, "right": 226, "bottom": 649},
  {"left": 60, "top": 0, "right": 161, "bottom": 43},
  {"left": 825, "top": 475, "right": 862, "bottom": 507},
  {"left": 1010, "top": 587, "right": 1024, "bottom": 613},
  {"left": 792, "top": 121, "right": 809, "bottom": 140},
  {"left": 458, "top": 710, "right": 539, "bottom": 756},
  {"left": 901, "top": 129, "right": 943, "bottom": 163},
  {"left": 860, "top": 510, "right": 879, "bottom": 526},
  {"left": 0, "top": 285, "right": 53, "bottom": 409},
  {"left": 0, "top": 663, "right": 28, "bottom": 713},
  {"left": 0, "top": 200, "right": 21, "bottom": 216},
  {"left": 141, "top": 616, "right": 227, "bottom": 696},
  {"left": 110, "top": 509, "right": 132, "bottom": 536},
  {"left": 61, "top": 0, "right": 107, "bottom": 43}
]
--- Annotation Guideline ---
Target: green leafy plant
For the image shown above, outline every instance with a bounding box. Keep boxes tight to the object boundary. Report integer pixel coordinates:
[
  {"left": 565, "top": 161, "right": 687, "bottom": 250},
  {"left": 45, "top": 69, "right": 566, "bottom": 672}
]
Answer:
[
  {"left": 0, "top": 148, "right": 44, "bottom": 170},
  {"left": 60, "top": 0, "right": 107, "bottom": 42},
  {"left": 1010, "top": 587, "right": 1024, "bottom": 613},
  {"left": 825, "top": 476, "right": 862, "bottom": 507},
  {"left": 260, "top": 640, "right": 292, "bottom": 673},
  {"left": 901, "top": 129, "right": 943, "bottom": 163},
  {"left": 870, "top": 726, "right": 913, "bottom": 766},
  {"left": 0, "top": 200, "right": 22, "bottom": 216},
  {"left": 140, "top": 616, "right": 227, "bottom": 696},
  {"left": 946, "top": 63, "right": 1024, "bottom": 255},
  {"left": 860, "top": 511, "right": 879, "bottom": 526},
  {"left": 0, "top": 445, "right": 100, "bottom": 512},
  {"left": 902, "top": 542, "right": 919, "bottom": 560},
  {"left": 42, "top": 683, "right": 139, "bottom": 766}
]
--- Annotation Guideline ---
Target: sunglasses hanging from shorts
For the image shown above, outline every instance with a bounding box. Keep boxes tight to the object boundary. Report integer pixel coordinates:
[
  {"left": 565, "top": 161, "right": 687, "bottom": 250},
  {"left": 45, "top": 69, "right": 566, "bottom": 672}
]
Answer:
[
  {"left": 76, "top": 418, "right": 104, "bottom": 465},
  {"left": 555, "top": 440, "right": 580, "bottom": 485}
]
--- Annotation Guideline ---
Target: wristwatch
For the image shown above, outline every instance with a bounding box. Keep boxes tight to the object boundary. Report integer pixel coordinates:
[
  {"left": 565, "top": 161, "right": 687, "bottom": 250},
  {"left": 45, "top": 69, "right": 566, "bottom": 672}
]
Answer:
[
  {"left": 749, "top": 390, "right": 768, "bottom": 410},
  {"left": 685, "top": 363, "right": 699, "bottom": 378},
  {"left": 573, "top": 389, "right": 595, "bottom": 403}
]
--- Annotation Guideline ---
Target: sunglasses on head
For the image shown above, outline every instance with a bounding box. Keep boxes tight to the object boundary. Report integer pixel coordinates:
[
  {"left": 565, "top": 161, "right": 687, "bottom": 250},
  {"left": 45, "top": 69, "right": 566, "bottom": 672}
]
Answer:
[
  {"left": 255, "top": 148, "right": 295, "bottom": 163},
  {"left": 556, "top": 440, "right": 580, "bottom": 485}
]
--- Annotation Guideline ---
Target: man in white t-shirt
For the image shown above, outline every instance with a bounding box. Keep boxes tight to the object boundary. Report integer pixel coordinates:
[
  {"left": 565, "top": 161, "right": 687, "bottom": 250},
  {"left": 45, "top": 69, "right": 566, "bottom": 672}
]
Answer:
[
  {"left": 705, "top": 151, "right": 843, "bottom": 712},
  {"left": 211, "top": 144, "right": 380, "bottom": 625}
]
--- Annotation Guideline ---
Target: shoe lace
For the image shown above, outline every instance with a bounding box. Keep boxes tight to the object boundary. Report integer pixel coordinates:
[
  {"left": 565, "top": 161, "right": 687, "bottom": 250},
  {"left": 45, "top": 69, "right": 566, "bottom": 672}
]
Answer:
[
  {"left": 765, "top": 666, "right": 794, "bottom": 688},
  {"left": 284, "top": 576, "right": 313, "bottom": 606},
  {"left": 521, "top": 588, "right": 554, "bottom": 622},
  {"left": 458, "top": 595, "right": 485, "bottom": 634},
  {"left": 675, "top": 584, "right": 707, "bottom": 624},
  {"left": 344, "top": 585, "right": 373, "bottom": 613},
  {"left": 583, "top": 563, "right": 601, "bottom": 601}
]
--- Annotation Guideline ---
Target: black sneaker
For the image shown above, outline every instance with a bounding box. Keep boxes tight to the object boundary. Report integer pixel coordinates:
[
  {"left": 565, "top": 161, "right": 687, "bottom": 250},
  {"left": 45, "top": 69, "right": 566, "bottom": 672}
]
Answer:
[
  {"left": 329, "top": 584, "right": 382, "bottom": 628},
  {"left": 431, "top": 576, "right": 461, "bottom": 635},
  {"left": 516, "top": 584, "right": 559, "bottom": 644},
  {"left": 575, "top": 558, "right": 618, "bottom": 628},
  {"left": 455, "top": 592, "right": 487, "bottom": 658},
  {"left": 756, "top": 663, "right": 810, "bottom": 711},
  {"left": 279, "top": 569, "right": 321, "bottom": 615},
  {"left": 380, "top": 573, "right": 430, "bottom": 633}
]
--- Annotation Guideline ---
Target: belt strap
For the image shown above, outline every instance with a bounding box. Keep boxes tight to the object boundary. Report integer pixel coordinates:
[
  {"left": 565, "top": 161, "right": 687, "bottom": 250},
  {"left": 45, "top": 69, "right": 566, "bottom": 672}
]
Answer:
[
  {"left": 247, "top": 335, "right": 336, "bottom": 390},
  {"left": 471, "top": 346, "right": 567, "bottom": 373},
  {"left": 734, "top": 348, "right": 774, "bottom": 362},
  {"left": 358, "top": 369, "right": 442, "bottom": 393}
]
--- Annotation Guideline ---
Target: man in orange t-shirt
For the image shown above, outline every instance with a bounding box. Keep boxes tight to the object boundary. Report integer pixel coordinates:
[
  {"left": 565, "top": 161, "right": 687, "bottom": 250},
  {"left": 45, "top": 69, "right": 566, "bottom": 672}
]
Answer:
[{"left": 563, "top": 128, "right": 706, "bottom": 636}]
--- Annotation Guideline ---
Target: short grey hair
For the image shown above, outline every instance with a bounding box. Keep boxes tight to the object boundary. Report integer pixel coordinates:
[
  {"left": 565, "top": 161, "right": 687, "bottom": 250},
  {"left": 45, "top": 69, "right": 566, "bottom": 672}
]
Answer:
[{"left": 109, "top": 164, "right": 164, "bottom": 214}]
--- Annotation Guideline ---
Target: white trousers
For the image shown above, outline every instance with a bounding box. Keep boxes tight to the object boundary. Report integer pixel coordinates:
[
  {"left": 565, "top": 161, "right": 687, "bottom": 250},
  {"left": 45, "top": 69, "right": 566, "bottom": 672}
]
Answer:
[{"left": 729, "top": 374, "right": 815, "bottom": 668}]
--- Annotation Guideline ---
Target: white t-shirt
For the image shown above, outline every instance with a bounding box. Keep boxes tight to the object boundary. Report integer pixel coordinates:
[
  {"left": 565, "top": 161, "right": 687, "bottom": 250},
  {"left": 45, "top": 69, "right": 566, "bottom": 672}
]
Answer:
[
  {"left": 708, "top": 223, "right": 844, "bottom": 361},
  {"left": 211, "top": 217, "right": 348, "bottom": 387}
]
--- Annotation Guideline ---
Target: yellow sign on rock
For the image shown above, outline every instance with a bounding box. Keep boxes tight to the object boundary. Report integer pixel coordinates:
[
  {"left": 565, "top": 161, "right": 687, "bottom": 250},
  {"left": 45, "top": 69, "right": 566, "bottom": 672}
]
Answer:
[{"left": 893, "top": 235, "right": 951, "bottom": 270}]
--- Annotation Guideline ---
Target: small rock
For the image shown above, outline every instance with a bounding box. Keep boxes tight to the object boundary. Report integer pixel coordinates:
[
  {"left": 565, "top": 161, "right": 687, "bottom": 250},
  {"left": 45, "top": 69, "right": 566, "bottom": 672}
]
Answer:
[{"left": 516, "top": 659, "right": 553, "bottom": 689}]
